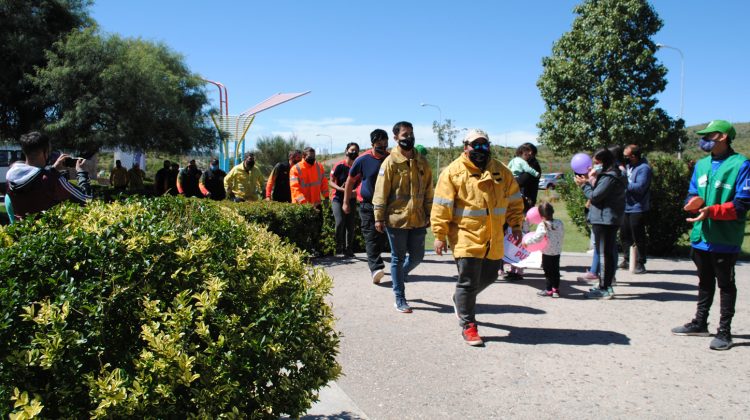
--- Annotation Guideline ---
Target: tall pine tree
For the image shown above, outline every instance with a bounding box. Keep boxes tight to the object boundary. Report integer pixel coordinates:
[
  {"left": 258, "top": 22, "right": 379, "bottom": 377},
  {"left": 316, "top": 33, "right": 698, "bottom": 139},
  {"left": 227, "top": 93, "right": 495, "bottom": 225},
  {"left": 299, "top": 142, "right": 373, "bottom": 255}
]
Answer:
[{"left": 537, "top": 0, "right": 684, "bottom": 154}]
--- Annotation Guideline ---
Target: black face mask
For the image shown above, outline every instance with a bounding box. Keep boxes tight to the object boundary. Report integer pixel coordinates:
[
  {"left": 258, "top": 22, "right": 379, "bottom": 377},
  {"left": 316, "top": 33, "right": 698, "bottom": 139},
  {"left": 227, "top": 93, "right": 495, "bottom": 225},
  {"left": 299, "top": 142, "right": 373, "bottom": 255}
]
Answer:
[
  {"left": 245, "top": 160, "right": 255, "bottom": 170},
  {"left": 347, "top": 151, "right": 359, "bottom": 160},
  {"left": 305, "top": 156, "right": 316, "bottom": 165},
  {"left": 374, "top": 146, "right": 387, "bottom": 156},
  {"left": 398, "top": 136, "right": 415, "bottom": 151},
  {"left": 468, "top": 149, "right": 490, "bottom": 169}
]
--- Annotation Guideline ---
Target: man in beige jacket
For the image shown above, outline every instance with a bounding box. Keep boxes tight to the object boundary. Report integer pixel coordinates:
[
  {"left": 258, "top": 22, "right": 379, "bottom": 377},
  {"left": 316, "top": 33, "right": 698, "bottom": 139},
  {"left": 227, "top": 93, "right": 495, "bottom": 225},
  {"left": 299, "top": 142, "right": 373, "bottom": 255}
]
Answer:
[{"left": 373, "top": 121, "right": 433, "bottom": 313}]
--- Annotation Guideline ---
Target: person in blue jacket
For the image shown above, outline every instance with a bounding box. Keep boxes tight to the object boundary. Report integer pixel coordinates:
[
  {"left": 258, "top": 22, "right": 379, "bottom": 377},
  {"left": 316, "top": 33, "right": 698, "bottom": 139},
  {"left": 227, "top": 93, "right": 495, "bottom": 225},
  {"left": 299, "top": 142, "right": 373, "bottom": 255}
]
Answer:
[{"left": 618, "top": 144, "right": 652, "bottom": 274}]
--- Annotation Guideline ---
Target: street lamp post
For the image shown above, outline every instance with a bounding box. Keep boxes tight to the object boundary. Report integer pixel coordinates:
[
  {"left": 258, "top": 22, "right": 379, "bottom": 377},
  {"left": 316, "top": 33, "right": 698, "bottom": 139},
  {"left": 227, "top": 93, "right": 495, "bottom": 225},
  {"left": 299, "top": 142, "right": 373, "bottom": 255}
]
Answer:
[
  {"left": 315, "top": 134, "right": 333, "bottom": 160},
  {"left": 656, "top": 43, "right": 685, "bottom": 159},
  {"left": 420, "top": 102, "right": 443, "bottom": 171}
]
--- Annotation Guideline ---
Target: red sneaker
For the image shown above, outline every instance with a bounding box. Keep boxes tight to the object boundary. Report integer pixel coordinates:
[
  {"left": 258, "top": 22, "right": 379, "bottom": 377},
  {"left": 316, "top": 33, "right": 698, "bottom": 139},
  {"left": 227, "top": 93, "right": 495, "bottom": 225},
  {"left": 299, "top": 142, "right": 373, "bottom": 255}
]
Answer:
[{"left": 462, "top": 323, "right": 484, "bottom": 346}]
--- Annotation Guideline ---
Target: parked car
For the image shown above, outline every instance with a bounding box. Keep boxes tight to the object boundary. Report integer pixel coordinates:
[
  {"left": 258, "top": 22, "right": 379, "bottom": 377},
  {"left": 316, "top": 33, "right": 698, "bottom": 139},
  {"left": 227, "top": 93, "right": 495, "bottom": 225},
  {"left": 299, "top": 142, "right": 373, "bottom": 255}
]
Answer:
[
  {"left": 538, "top": 172, "right": 564, "bottom": 190},
  {"left": 1, "top": 147, "right": 25, "bottom": 193}
]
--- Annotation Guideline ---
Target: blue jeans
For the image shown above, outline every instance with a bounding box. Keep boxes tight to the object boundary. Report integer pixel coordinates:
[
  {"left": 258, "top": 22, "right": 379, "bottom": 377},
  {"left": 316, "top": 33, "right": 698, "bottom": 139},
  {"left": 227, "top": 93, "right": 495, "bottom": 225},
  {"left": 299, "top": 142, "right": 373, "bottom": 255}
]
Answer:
[{"left": 385, "top": 227, "right": 426, "bottom": 299}]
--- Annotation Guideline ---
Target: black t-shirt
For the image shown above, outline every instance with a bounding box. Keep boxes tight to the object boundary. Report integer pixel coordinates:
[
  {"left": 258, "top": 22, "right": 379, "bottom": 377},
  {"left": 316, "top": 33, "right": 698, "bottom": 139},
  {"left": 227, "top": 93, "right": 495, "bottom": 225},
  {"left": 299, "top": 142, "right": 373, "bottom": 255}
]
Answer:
[
  {"left": 330, "top": 159, "right": 354, "bottom": 202},
  {"left": 270, "top": 162, "right": 292, "bottom": 202}
]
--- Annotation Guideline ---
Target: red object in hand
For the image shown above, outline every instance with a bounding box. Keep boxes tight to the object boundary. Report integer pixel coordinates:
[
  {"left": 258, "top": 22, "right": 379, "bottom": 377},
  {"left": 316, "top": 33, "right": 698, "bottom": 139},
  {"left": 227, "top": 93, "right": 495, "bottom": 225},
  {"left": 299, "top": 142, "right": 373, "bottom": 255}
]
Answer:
[{"left": 684, "top": 196, "right": 704, "bottom": 212}]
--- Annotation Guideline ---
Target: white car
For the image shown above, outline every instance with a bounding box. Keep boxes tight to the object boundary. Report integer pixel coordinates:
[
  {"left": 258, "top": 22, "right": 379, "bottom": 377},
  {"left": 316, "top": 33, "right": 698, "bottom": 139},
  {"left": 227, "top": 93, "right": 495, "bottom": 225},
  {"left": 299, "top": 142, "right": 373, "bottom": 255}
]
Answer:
[
  {"left": 538, "top": 172, "right": 564, "bottom": 190},
  {"left": 1, "top": 147, "right": 25, "bottom": 193}
]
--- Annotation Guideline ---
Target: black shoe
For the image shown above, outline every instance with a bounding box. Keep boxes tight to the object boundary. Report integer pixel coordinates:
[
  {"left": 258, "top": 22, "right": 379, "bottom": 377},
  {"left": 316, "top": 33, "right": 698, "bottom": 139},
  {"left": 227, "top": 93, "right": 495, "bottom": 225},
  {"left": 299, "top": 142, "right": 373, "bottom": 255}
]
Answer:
[
  {"left": 710, "top": 329, "right": 733, "bottom": 351},
  {"left": 504, "top": 272, "right": 523, "bottom": 281},
  {"left": 671, "top": 320, "right": 709, "bottom": 336},
  {"left": 618, "top": 260, "right": 629, "bottom": 269},
  {"left": 633, "top": 264, "right": 646, "bottom": 274},
  {"left": 344, "top": 250, "right": 356, "bottom": 258}
]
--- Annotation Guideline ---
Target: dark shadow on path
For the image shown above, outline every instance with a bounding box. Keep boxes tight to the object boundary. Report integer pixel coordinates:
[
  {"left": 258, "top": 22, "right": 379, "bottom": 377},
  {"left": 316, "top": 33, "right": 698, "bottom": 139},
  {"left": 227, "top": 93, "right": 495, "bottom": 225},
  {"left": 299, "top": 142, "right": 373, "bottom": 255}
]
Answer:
[
  {"left": 409, "top": 298, "right": 546, "bottom": 316},
  {"left": 480, "top": 321, "right": 631, "bottom": 346},
  {"left": 611, "top": 291, "right": 696, "bottom": 302},
  {"left": 620, "top": 280, "right": 697, "bottom": 291},
  {"left": 640, "top": 269, "right": 695, "bottom": 276},
  {"left": 300, "top": 412, "right": 364, "bottom": 420},
  {"left": 404, "top": 274, "right": 457, "bottom": 283}
]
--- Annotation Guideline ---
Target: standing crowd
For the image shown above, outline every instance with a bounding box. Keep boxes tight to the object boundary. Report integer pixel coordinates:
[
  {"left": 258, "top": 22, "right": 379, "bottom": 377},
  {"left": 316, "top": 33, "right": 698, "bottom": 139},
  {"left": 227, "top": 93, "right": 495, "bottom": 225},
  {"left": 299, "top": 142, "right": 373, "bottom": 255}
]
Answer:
[{"left": 3, "top": 119, "right": 745, "bottom": 350}]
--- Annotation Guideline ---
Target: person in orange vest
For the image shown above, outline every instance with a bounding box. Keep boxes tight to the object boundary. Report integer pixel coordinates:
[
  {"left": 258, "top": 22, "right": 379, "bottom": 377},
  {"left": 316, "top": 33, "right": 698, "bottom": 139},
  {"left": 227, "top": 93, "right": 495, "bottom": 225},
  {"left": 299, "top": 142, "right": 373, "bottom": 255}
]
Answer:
[{"left": 290, "top": 147, "right": 329, "bottom": 208}]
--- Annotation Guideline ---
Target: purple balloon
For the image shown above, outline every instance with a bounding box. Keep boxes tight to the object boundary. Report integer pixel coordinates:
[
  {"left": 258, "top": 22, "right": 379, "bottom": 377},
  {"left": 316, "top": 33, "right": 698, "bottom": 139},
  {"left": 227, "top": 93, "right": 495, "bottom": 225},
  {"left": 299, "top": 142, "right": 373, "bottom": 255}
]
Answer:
[{"left": 570, "top": 153, "right": 592, "bottom": 174}]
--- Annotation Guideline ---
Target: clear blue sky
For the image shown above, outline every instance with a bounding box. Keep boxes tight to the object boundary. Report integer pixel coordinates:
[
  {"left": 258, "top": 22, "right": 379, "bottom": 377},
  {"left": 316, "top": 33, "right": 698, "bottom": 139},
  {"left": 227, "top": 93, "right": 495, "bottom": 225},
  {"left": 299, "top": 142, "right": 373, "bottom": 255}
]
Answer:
[{"left": 92, "top": 0, "right": 749, "bottom": 153}]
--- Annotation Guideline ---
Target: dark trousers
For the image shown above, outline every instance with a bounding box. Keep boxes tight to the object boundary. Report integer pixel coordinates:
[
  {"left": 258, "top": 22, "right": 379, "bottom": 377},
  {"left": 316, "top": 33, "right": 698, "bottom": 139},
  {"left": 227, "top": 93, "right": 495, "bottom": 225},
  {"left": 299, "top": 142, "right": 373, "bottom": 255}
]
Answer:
[
  {"left": 621, "top": 212, "right": 647, "bottom": 265},
  {"left": 358, "top": 202, "right": 385, "bottom": 273},
  {"left": 542, "top": 254, "right": 561, "bottom": 290},
  {"left": 592, "top": 224, "right": 619, "bottom": 289},
  {"left": 455, "top": 258, "right": 503, "bottom": 327},
  {"left": 332, "top": 199, "right": 356, "bottom": 253},
  {"left": 691, "top": 248, "right": 738, "bottom": 331}
]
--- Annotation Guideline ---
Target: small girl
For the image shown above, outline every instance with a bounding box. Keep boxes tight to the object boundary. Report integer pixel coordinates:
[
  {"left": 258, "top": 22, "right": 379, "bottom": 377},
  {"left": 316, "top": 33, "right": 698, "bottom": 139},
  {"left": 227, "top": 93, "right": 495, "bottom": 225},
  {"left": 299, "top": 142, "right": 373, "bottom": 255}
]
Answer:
[{"left": 523, "top": 202, "right": 565, "bottom": 297}]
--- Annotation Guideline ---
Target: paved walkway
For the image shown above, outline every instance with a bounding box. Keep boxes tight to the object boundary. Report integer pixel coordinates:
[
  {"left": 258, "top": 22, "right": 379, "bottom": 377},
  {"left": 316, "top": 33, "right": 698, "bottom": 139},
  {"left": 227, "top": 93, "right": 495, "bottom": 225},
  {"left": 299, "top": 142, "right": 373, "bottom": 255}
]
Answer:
[{"left": 304, "top": 252, "right": 750, "bottom": 419}]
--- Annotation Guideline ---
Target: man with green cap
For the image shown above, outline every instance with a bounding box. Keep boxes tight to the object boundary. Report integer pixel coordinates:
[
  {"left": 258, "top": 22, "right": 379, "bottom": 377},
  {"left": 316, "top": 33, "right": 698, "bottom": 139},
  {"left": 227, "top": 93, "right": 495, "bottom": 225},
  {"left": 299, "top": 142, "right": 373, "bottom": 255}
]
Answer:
[{"left": 672, "top": 120, "right": 750, "bottom": 351}]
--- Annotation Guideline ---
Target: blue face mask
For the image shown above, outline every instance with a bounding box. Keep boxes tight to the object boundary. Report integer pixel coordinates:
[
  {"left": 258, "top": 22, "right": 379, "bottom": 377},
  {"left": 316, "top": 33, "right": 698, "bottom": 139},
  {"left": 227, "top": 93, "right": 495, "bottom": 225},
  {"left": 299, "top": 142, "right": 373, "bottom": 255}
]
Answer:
[
  {"left": 699, "top": 138, "right": 716, "bottom": 152},
  {"left": 593, "top": 164, "right": 603, "bottom": 173}
]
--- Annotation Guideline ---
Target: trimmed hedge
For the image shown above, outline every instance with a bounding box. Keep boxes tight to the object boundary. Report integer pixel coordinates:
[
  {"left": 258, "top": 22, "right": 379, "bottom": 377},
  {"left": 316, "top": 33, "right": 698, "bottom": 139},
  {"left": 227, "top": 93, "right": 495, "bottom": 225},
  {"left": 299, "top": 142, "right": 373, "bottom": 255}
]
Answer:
[{"left": 0, "top": 196, "right": 340, "bottom": 418}]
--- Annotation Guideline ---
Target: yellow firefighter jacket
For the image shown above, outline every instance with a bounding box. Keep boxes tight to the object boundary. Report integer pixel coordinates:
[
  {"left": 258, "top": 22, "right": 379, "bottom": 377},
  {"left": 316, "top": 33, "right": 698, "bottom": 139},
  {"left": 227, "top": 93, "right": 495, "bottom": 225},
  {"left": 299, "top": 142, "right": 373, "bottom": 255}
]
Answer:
[
  {"left": 373, "top": 146, "right": 433, "bottom": 229},
  {"left": 431, "top": 153, "right": 524, "bottom": 260}
]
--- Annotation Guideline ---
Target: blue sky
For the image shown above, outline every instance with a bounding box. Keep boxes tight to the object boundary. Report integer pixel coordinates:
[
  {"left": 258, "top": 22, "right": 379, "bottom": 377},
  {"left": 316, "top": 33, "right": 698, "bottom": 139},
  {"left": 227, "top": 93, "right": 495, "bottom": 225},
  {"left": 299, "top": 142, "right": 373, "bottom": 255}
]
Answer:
[{"left": 91, "top": 0, "right": 749, "bottom": 153}]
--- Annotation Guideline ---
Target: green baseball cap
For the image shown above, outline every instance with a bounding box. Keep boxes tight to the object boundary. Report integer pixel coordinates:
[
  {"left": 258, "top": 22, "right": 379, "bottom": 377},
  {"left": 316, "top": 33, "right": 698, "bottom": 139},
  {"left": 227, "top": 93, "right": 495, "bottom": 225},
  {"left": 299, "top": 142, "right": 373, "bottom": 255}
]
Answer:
[
  {"left": 415, "top": 144, "right": 428, "bottom": 156},
  {"left": 696, "top": 120, "right": 736, "bottom": 140}
]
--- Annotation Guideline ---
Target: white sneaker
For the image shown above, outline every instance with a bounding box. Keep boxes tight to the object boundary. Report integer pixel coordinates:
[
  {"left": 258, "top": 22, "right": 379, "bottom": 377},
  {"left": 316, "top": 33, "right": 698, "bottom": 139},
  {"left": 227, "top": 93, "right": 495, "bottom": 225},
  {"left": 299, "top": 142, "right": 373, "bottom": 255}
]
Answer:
[{"left": 371, "top": 269, "right": 384, "bottom": 284}]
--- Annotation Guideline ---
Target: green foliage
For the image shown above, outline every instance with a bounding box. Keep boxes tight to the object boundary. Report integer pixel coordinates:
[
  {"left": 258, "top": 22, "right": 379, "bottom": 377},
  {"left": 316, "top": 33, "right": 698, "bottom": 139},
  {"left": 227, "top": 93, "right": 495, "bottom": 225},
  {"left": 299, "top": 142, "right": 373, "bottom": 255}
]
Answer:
[
  {"left": 537, "top": 0, "right": 686, "bottom": 154},
  {"left": 31, "top": 27, "right": 216, "bottom": 153},
  {"left": 224, "top": 200, "right": 364, "bottom": 256},
  {"left": 0, "top": 0, "right": 93, "bottom": 139},
  {"left": 644, "top": 153, "right": 691, "bottom": 255},
  {"left": 0, "top": 197, "right": 340, "bottom": 418},
  {"left": 253, "top": 134, "right": 307, "bottom": 175},
  {"left": 556, "top": 173, "right": 590, "bottom": 237}
]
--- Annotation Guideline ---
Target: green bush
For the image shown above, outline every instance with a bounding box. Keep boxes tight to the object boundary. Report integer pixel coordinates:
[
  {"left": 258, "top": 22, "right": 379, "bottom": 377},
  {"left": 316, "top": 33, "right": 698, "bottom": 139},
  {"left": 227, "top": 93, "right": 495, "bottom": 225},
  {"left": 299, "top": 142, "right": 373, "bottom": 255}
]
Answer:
[
  {"left": 557, "top": 172, "right": 591, "bottom": 237},
  {"left": 644, "top": 153, "right": 691, "bottom": 256},
  {"left": 224, "top": 200, "right": 369, "bottom": 257},
  {"left": 0, "top": 196, "right": 340, "bottom": 418}
]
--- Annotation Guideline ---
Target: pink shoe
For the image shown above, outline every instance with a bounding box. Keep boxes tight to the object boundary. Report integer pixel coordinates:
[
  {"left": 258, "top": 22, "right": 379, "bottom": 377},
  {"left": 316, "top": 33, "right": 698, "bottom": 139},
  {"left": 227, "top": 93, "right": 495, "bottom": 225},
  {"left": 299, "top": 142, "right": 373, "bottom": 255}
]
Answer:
[{"left": 576, "top": 271, "right": 599, "bottom": 283}]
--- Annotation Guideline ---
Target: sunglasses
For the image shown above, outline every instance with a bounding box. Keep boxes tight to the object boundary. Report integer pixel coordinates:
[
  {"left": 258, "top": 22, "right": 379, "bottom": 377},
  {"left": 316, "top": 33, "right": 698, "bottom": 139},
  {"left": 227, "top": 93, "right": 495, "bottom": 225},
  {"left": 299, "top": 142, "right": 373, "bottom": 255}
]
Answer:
[{"left": 470, "top": 142, "right": 490, "bottom": 151}]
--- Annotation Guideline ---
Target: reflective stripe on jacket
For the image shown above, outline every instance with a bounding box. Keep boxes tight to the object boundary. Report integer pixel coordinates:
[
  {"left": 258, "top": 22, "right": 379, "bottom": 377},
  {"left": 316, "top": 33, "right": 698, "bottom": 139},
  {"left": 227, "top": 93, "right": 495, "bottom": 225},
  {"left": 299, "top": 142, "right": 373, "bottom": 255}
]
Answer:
[
  {"left": 372, "top": 146, "right": 433, "bottom": 228},
  {"left": 431, "top": 154, "right": 524, "bottom": 260},
  {"left": 290, "top": 160, "right": 329, "bottom": 204}
]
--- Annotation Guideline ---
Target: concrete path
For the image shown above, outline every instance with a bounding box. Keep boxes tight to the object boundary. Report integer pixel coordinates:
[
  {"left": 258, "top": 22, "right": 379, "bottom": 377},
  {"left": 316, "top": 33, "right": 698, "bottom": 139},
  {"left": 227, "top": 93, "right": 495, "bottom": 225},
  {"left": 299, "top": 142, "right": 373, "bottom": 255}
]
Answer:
[{"left": 306, "top": 252, "right": 750, "bottom": 419}]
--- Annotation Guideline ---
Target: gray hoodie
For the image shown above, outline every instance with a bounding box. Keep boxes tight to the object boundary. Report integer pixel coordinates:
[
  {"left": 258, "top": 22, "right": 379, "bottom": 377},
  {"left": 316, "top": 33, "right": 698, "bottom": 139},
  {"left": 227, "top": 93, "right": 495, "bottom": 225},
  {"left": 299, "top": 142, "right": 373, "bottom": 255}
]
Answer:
[{"left": 582, "top": 168, "right": 628, "bottom": 226}]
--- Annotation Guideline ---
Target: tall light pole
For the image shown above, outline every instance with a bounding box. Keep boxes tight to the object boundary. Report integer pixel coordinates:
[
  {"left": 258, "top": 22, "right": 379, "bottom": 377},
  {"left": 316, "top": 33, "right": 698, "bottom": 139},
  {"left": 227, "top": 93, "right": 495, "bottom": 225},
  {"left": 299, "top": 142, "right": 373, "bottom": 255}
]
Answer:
[
  {"left": 316, "top": 133, "right": 333, "bottom": 159},
  {"left": 656, "top": 43, "right": 685, "bottom": 158},
  {"left": 420, "top": 102, "right": 443, "bottom": 171}
]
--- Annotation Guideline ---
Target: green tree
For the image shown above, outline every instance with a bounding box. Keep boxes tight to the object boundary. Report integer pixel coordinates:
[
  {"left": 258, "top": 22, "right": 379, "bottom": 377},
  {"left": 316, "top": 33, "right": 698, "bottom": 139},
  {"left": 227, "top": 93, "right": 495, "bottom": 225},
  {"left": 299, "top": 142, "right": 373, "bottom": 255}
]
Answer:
[
  {"left": 0, "top": 0, "right": 92, "bottom": 139},
  {"left": 537, "top": 0, "right": 685, "bottom": 154},
  {"left": 254, "top": 134, "right": 306, "bottom": 174},
  {"left": 430, "top": 118, "right": 460, "bottom": 173},
  {"left": 31, "top": 28, "right": 216, "bottom": 153}
]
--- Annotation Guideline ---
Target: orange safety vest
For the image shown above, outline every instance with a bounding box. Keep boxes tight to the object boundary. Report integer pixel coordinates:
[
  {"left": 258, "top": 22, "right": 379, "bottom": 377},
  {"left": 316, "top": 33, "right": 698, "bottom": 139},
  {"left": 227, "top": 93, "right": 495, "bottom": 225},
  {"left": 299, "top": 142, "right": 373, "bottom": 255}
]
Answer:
[{"left": 289, "top": 160, "right": 329, "bottom": 204}]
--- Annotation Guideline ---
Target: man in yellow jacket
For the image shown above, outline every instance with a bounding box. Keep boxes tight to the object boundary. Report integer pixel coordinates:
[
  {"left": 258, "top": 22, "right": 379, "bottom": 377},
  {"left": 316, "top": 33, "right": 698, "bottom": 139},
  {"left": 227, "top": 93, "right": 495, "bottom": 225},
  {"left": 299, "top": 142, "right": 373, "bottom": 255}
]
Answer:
[
  {"left": 224, "top": 152, "right": 264, "bottom": 202},
  {"left": 373, "top": 121, "right": 433, "bottom": 314},
  {"left": 290, "top": 147, "right": 329, "bottom": 207},
  {"left": 431, "top": 129, "right": 524, "bottom": 346}
]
